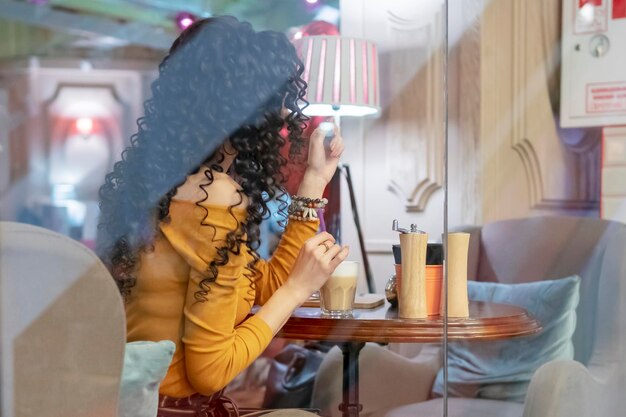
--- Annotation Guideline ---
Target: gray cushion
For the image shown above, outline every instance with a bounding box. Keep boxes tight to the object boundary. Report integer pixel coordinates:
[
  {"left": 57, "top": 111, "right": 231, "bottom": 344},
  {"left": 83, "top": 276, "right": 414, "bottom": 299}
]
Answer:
[
  {"left": 432, "top": 276, "right": 580, "bottom": 402},
  {"left": 461, "top": 216, "right": 620, "bottom": 365}
]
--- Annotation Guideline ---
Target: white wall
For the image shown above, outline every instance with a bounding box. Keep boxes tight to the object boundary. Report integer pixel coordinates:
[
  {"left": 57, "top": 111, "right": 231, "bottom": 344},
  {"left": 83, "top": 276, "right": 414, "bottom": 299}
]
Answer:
[{"left": 339, "top": 0, "right": 448, "bottom": 293}]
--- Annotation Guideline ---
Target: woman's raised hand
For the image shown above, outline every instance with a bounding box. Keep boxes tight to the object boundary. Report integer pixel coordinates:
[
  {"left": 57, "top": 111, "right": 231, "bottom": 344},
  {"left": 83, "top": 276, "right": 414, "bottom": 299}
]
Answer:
[
  {"left": 284, "top": 232, "right": 350, "bottom": 302},
  {"left": 305, "top": 123, "right": 345, "bottom": 186}
]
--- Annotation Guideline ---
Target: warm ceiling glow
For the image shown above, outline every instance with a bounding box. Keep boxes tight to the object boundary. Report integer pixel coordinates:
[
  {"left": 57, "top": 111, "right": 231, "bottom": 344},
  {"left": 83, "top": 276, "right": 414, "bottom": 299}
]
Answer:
[
  {"left": 76, "top": 117, "right": 94, "bottom": 135},
  {"left": 175, "top": 12, "right": 196, "bottom": 31}
]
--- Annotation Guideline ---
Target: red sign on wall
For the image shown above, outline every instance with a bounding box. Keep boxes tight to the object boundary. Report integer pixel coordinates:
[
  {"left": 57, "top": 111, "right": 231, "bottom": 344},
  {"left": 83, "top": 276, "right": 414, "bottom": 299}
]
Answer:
[
  {"left": 586, "top": 82, "right": 626, "bottom": 113},
  {"left": 614, "top": 0, "right": 626, "bottom": 19},
  {"left": 579, "top": 0, "right": 602, "bottom": 7}
]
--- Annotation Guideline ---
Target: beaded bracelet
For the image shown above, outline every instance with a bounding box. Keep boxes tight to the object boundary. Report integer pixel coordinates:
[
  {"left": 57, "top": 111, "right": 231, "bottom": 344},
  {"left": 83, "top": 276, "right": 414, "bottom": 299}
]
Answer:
[{"left": 288, "top": 196, "right": 328, "bottom": 222}]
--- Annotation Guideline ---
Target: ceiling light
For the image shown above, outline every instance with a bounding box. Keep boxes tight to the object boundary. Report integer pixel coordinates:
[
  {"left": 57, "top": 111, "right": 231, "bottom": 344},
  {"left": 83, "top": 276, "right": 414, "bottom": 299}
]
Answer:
[
  {"left": 175, "top": 12, "right": 196, "bottom": 31},
  {"left": 76, "top": 118, "right": 94, "bottom": 136}
]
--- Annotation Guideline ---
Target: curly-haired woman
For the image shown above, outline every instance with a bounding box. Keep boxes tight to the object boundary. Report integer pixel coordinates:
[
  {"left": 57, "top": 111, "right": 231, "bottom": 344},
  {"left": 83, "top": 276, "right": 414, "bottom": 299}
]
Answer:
[{"left": 97, "top": 16, "right": 348, "bottom": 416}]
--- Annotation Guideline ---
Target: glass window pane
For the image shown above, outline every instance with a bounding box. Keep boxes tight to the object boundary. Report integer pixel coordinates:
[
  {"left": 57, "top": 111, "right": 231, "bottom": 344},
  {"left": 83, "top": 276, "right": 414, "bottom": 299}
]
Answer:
[{"left": 446, "top": 0, "right": 625, "bottom": 416}]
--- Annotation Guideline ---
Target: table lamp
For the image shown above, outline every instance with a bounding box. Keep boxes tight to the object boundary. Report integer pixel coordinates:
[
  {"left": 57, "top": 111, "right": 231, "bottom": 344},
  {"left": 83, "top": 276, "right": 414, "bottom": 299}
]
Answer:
[
  {"left": 294, "top": 35, "right": 380, "bottom": 292},
  {"left": 295, "top": 35, "right": 380, "bottom": 117}
]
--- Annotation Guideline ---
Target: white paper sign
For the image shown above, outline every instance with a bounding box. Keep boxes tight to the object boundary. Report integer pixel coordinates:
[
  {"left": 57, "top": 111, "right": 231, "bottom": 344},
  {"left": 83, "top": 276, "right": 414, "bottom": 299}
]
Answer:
[{"left": 561, "top": 0, "right": 626, "bottom": 127}]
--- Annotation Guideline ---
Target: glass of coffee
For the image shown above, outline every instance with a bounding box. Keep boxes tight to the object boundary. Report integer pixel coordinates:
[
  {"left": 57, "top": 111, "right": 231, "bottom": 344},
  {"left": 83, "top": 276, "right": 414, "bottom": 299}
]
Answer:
[{"left": 320, "top": 261, "right": 358, "bottom": 318}]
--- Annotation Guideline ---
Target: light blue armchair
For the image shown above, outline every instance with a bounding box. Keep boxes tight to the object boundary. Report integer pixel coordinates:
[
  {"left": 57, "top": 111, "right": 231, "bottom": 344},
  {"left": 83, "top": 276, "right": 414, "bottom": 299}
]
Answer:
[
  {"left": 0, "top": 222, "right": 174, "bottom": 417},
  {"left": 0, "top": 221, "right": 126, "bottom": 417}
]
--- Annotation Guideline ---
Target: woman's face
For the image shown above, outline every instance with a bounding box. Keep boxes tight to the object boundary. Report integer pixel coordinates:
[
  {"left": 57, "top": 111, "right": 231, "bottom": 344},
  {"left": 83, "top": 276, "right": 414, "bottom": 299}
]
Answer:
[
  {"left": 222, "top": 140, "right": 237, "bottom": 156},
  {"left": 280, "top": 106, "right": 291, "bottom": 120}
]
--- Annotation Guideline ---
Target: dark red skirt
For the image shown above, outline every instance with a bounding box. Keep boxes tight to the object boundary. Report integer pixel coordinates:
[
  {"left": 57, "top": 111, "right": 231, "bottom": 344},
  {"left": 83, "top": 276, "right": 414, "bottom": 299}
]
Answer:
[
  {"left": 157, "top": 391, "right": 318, "bottom": 417},
  {"left": 158, "top": 390, "right": 236, "bottom": 417}
]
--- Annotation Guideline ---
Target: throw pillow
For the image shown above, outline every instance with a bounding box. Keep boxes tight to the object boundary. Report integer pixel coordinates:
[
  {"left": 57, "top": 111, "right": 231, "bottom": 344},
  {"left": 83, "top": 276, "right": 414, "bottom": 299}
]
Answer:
[
  {"left": 118, "top": 340, "right": 176, "bottom": 417},
  {"left": 432, "top": 275, "right": 580, "bottom": 403}
]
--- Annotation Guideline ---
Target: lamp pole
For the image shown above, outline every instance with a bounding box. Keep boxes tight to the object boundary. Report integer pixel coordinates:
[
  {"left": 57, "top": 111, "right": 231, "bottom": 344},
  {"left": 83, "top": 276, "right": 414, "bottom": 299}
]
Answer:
[{"left": 341, "top": 163, "right": 375, "bottom": 293}]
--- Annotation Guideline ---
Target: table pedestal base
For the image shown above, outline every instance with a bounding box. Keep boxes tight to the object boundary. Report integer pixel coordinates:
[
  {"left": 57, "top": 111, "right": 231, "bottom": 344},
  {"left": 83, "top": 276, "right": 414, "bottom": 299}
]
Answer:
[{"left": 337, "top": 342, "right": 365, "bottom": 417}]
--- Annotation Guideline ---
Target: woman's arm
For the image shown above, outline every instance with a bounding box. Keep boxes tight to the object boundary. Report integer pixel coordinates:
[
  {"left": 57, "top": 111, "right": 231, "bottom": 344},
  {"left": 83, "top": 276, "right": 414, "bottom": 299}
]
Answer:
[
  {"left": 180, "top": 124, "right": 346, "bottom": 395},
  {"left": 168, "top": 174, "right": 346, "bottom": 396},
  {"left": 253, "top": 123, "right": 345, "bottom": 303},
  {"left": 253, "top": 219, "right": 318, "bottom": 305},
  {"left": 254, "top": 232, "right": 348, "bottom": 330},
  {"left": 182, "top": 231, "right": 348, "bottom": 395}
]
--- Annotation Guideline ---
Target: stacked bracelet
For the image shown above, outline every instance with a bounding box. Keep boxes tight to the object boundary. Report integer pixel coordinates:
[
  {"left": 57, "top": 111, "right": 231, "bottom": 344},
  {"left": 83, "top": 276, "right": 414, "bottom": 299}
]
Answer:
[{"left": 288, "top": 196, "right": 328, "bottom": 222}]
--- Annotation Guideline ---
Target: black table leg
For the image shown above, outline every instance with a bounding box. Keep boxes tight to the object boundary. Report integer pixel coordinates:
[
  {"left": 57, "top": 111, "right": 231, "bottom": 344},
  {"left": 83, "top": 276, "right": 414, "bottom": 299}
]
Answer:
[{"left": 337, "top": 341, "right": 365, "bottom": 417}]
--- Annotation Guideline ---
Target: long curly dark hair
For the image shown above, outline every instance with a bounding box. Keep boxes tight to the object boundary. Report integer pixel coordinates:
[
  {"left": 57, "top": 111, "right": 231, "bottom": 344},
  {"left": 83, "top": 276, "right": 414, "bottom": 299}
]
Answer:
[{"left": 97, "top": 16, "right": 308, "bottom": 300}]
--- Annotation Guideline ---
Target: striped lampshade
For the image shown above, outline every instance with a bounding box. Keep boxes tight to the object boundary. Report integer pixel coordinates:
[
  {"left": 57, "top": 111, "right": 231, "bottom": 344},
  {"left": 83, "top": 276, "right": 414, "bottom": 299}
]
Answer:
[{"left": 294, "top": 35, "right": 380, "bottom": 117}]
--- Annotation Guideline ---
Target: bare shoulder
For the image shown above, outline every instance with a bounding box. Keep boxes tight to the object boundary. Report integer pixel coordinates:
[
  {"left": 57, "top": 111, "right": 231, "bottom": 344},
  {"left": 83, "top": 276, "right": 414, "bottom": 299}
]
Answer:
[{"left": 174, "top": 170, "right": 249, "bottom": 208}]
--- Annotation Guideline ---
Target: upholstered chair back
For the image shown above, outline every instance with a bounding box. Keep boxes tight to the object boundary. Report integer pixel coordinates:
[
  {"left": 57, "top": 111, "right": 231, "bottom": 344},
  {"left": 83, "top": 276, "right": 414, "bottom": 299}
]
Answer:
[
  {"left": 457, "top": 216, "right": 626, "bottom": 367},
  {"left": 0, "top": 222, "right": 126, "bottom": 417}
]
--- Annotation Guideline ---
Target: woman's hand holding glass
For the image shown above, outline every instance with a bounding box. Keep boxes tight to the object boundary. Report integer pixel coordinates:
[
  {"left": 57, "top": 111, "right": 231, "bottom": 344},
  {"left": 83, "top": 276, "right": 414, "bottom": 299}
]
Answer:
[
  {"left": 255, "top": 232, "right": 348, "bottom": 332},
  {"left": 284, "top": 232, "right": 350, "bottom": 303}
]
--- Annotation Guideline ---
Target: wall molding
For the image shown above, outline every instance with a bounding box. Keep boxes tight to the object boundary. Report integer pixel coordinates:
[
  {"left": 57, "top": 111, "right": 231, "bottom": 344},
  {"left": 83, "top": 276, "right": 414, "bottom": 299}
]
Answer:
[
  {"left": 385, "top": 7, "right": 444, "bottom": 213},
  {"left": 511, "top": 138, "right": 543, "bottom": 207},
  {"left": 518, "top": 0, "right": 599, "bottom": 211},
  {"left": 480, "top": 0, "right": 600, "bottom": 218}
]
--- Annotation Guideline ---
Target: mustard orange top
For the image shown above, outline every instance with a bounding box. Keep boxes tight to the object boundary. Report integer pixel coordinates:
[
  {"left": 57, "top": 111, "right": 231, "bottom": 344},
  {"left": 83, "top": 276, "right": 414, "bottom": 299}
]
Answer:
[{"left": 125, "top": 199, "right": 318, "bottom": 398}]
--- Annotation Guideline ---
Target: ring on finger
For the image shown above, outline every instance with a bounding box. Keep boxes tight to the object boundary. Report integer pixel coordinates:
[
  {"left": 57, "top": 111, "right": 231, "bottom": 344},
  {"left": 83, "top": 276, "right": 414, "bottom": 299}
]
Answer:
[{"left": 321, "top": 241, "right": 332, "bottom": 252}]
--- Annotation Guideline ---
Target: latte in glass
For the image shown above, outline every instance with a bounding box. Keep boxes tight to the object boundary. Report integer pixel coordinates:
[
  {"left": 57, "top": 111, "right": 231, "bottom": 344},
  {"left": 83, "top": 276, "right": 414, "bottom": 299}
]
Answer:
[{"left": 320, "top": 261, "right": 358, "bottom": 317}]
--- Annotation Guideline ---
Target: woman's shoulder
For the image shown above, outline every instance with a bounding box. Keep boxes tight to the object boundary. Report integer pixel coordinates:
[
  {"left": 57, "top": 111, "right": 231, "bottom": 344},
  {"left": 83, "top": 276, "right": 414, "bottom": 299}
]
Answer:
[{"left": 173, "top": 169, "right": 248, "bottom": 210}]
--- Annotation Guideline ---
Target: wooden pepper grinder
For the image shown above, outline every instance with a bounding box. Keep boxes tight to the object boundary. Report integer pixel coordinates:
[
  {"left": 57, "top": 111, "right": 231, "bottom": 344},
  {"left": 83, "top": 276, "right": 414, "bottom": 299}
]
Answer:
[
  {"left": 393, "top": 220, "right": 428, "bottom": 319},
  {"left": 442, "top": 232, "right": 470, "bottom": 317}
]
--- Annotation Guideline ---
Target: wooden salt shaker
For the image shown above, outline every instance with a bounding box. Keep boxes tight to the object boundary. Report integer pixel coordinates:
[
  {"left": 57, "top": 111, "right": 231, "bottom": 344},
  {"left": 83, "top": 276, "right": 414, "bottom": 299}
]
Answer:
[{"left": 441, "top": 232, "right": 470, "bottom": 317}]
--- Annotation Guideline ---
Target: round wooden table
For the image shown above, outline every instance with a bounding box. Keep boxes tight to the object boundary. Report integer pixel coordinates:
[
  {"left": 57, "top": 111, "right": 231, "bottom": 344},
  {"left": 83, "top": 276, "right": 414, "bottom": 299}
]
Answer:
[{"left": 276, "top": 300, "right": 541, "bottom": 417}]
